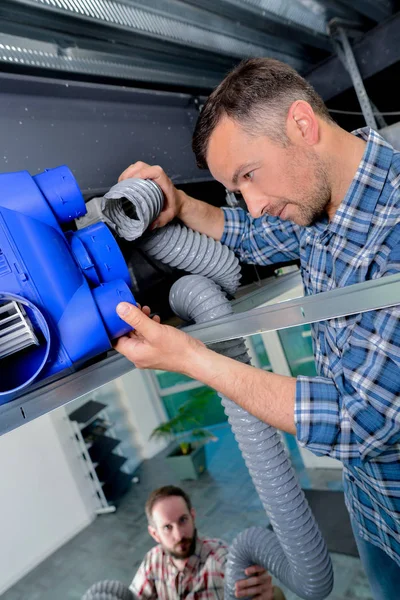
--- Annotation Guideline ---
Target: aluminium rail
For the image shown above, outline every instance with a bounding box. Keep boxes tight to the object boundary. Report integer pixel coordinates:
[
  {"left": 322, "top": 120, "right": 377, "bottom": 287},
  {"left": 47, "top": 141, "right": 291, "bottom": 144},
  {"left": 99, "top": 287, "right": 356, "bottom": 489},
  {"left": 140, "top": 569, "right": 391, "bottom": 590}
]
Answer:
[{"left": 1, "top": 272, "right": 400, "bottom": 437}]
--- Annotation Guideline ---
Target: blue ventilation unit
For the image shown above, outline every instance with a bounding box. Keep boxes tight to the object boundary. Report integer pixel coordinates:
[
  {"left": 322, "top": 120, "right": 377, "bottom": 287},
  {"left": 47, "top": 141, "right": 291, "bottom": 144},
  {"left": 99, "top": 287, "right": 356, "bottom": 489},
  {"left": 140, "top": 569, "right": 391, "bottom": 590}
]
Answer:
[{"left": 0, "top": 166, "right": 135, "bottom": 404}]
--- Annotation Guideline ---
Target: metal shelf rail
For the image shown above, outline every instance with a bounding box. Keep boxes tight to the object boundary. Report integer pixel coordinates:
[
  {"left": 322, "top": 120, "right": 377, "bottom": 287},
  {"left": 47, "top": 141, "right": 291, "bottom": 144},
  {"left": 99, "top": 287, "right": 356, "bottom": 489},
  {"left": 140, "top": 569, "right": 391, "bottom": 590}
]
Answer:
[{"left": 1, "top": 272, "right": 400, "bottom": 437}]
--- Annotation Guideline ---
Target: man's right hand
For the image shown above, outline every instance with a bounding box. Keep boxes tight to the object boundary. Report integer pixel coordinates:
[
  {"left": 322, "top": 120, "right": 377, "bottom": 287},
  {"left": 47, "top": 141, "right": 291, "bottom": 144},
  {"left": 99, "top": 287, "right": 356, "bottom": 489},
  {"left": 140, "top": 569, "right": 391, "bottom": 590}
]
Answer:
[
  {"left": 235, "top": 565, "right": 275, "bottom": 599},
  {"left": 118, "top": 161, "right": 225, "bottom": 241},
  {"left": 119, "top": 161, "right": 184, "bottom": 229}
]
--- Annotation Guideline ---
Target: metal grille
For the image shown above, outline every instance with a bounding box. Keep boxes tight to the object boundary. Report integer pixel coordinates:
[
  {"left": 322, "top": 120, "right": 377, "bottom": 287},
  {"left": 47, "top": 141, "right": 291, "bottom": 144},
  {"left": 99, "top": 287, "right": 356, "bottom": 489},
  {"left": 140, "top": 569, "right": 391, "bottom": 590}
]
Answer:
[
  {"left": 13, "top": 0, "right": 305, "bottom": 65},
  {"left": 0, "top": 301, "right": 39, "bottom": 359},
  {"left": 240, "top": 0, "right": 327, "bottom": 33},
  {"left": 0, "top": 34, "right": 223, "bottom": 88},
  {"left": 1, "top": 0, "right": 396, "bottom": 87}
]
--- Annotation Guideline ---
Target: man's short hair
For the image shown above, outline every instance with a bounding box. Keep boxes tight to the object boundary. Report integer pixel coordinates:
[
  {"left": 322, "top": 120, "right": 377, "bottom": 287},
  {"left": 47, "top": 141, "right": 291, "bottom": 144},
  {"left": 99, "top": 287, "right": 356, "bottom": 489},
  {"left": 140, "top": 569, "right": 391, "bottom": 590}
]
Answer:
[
  {"left": 145, "top": 485, "right": 192, "bottom": 526},
  {"left": 192, "top": 57, "right": 334, "bottom": 169}
]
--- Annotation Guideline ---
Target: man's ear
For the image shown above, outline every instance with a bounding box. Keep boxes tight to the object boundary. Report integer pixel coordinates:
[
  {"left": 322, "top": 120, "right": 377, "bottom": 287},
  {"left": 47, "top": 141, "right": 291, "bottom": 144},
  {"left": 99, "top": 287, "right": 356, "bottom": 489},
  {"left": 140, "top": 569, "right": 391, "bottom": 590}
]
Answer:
[
  {"left": 148, "top": 524, "right": 160, "bottom": 544},
  {"left": 190, "top": 508, "right": 196, "bottom": 521},
  {"left": 286, "top": 100, "right": 320, "bottom": 147}
]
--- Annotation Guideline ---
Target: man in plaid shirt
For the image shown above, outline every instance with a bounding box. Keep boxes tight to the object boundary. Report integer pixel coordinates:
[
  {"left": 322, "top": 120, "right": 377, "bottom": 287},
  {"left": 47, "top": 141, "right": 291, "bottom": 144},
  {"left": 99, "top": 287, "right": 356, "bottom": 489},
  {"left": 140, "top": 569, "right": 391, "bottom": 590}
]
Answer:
[
  {"left": 117, "top": 58, "right": 400, "bottom": 598},
  {"left": 130, "top": 486, "right": 285, "bottom": 599}
]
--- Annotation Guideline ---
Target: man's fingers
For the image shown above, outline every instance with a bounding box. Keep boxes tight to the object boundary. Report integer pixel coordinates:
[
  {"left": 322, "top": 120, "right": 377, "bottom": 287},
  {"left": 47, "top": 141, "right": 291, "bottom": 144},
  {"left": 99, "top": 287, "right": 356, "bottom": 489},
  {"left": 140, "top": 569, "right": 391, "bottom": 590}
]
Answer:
[
  {"left": 236, "top": 568, "right": 272, "bottom": 599},
  {"left": 117, "top": 303, "right": 159, "bottom": 339},
  {"left": 119, "top": 163, "right": 166, "bottom": 185},
  {"left": 113, "top": 334, "right": 139, "bottom": 357},
  {"left": 245, "top": 566, "right": 266, "bottom": 576},
  {"left": 141, "top": 306, "right": 160, "bottom": 322},
  {"left": 236, "top": 575, "right": 268, "bottom": 591},
  {"left": 118, "top": 161, "right": 150, "bottom": 181},
  {"left": 235, "top": 585, "right": 265, "bottom": 598}
]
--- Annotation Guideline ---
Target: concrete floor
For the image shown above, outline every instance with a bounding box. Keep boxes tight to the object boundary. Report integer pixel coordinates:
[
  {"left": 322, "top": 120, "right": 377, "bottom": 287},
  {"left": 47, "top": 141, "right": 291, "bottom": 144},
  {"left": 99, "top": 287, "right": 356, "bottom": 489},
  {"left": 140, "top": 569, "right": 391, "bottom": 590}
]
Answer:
[{"left": 3, "top": 424, "right": 372, "bottom": 600}]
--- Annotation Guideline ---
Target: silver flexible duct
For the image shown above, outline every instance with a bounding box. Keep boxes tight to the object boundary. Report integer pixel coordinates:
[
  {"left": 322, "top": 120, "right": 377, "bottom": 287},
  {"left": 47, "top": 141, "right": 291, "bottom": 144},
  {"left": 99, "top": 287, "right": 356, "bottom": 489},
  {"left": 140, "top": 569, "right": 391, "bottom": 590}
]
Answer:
[
  {"left": 102, "top": 179, "right": 163, "bottom": 241},
  {"left": 91, "top": 178, "right": 241, "bottom": 294},
  {"left": 82, "top": 580, "right": 135, "bottom": 600},
  {"left": 140, "top": 223, "right": 241, "bottom": 295},
  {"left": 169, "top": 275, "right": 333, "bottom": 600},
  {"left": 76, "top": 179, "right": 163, "bottom": 240}
]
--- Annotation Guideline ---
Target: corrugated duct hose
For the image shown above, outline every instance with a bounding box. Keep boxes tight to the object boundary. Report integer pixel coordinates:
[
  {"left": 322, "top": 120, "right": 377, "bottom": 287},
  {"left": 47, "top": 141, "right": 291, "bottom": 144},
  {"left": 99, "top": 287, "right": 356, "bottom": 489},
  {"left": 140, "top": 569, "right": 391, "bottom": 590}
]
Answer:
[{"left": 82, "top": 179, "right": 333, "bottom": 600}]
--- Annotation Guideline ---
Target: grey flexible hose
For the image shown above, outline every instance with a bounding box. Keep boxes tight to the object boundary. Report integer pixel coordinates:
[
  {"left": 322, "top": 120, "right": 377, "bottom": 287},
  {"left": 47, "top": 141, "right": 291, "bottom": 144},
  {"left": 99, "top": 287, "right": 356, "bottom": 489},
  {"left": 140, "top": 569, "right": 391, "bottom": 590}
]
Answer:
[
  {"left": 102, "top": 179, "right": 163, "bottom": 241},
  {"left": 82, "top": 580, "right": 135, "bottom": 600},
  {"left": 169, "top": 275, "right": 333, "bottom": 600},
  {"left": 141, "top": 223, "right": 241, "bottom": 295},
  {"left": 78, "top": 179, "right": 163, "bottom": 240},
  {"left": 83, "top": 178, "right": 241, "bottom": 295}
]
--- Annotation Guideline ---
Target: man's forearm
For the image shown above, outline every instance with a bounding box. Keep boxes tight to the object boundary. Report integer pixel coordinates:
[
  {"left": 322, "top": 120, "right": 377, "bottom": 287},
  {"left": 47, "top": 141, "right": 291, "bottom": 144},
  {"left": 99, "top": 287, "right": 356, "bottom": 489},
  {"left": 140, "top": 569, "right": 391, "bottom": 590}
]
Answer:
[
  {"left": 187, "top": 345, "right": 297, "bottom": 434},
  {"left": 177, "top": 190, "right": 225, "bottom": 240}
]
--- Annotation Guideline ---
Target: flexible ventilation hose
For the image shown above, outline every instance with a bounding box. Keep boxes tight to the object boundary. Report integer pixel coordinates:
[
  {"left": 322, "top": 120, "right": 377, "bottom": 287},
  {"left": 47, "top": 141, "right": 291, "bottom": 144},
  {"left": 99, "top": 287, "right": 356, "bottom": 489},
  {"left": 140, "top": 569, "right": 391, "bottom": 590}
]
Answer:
[
  {"left": 82, "top": 179, "right": 333, "bottom": 600},
  {"left": 89, "top": 178, "right": 241, "bottom": 295},
  {"left": 169, "top": 275, "right": 333, "bottom": 600},
  {"left": 103, "top": 179, "right": 163, "bottom": 241},
  {"left": 140, "top": 224, "right": 241, "bottom": 295},
  {"left": 82, "top": 580, "right": 134, "bottom": 600},
  {"left": 78, "top": 179, "right": 163, "bottom": 241}
]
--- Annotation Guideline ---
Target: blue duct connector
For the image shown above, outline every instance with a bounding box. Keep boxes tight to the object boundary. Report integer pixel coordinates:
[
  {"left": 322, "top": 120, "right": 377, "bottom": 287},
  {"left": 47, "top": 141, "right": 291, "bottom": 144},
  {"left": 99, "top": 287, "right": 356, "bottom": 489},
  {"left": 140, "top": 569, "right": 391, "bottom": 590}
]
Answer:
[{"left": 0, "top": 166, "right": 136, "bottom": 404}]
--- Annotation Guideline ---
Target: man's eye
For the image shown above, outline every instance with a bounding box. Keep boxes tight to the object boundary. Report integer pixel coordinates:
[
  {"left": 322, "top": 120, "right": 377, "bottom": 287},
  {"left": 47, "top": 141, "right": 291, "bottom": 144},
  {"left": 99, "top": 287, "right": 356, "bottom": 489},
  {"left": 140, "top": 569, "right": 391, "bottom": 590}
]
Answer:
[{"left": 243, "top": 171, "right": 254, "bottom": 181}]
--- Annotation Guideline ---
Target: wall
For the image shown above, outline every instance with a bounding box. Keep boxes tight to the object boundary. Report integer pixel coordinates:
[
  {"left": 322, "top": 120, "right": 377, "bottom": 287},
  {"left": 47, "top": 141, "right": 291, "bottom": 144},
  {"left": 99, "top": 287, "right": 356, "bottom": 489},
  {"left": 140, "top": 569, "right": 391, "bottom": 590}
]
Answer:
[
  {"left": 0, "top": 410, "right": 95, "bottom": 594},
  {"left": 117, "top": 369, "right": 168, "bottom": 459},
  {"left": 68, "top": 369, "right": 168, "bottom": 466},
  {"left": 0, "top": 369, "right": 171, "bottom": 594}
]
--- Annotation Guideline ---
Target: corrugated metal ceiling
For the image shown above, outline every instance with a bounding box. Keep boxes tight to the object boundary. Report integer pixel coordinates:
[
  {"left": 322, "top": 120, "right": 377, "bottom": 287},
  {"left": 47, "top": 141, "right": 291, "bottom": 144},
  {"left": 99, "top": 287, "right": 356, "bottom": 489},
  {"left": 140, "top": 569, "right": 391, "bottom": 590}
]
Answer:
[{"left": 0, "top": 0, "right": 397, "bottom": 91}]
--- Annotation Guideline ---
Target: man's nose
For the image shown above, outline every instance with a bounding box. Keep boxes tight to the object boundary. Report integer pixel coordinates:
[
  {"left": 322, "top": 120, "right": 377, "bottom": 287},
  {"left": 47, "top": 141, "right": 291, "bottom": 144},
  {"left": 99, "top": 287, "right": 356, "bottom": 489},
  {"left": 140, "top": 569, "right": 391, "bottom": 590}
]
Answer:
[
  {"left": 173, "top": 525, "right": 184, "bottom": 541},
  {"left": 241, "top": 190, "right": 265, "bottom": 219}
]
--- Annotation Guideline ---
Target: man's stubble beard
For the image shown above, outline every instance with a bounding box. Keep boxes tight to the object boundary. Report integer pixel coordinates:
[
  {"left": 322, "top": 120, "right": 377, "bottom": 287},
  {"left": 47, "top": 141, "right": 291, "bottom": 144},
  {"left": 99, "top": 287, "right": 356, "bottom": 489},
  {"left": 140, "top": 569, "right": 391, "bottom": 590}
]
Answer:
[
  {"left": 287, "top": 146, "right": 331, "bottom": 227},
  {"left": 166, "top": 528, "right": 197, "bottom": 560}
]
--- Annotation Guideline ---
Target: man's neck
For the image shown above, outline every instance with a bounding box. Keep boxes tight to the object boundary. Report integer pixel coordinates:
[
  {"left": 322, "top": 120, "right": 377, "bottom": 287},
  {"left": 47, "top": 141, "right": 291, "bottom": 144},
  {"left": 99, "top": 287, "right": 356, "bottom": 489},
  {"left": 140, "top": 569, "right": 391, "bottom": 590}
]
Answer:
[
  {"left": 172, "top": 556, "right": 188, "bottom": 572},
  {"left": 323, "top": 126, "right": 367, "bottom": 221},
  {"left": 168, "top": 537, "right": 198, "bottom": 572}
]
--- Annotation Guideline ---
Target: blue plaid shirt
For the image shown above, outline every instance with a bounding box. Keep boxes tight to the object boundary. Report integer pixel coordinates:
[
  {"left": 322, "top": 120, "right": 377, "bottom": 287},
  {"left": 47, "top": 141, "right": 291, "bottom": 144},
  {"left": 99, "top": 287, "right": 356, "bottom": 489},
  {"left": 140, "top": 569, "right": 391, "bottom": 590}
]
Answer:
[{"left": 221, "top": 128, "right": 400, "bottom": 566}]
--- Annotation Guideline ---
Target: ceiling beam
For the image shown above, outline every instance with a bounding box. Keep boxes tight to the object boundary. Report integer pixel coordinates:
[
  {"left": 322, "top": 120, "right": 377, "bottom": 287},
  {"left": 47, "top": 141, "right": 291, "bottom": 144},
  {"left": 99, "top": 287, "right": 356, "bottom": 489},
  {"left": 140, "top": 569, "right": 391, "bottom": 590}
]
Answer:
[{"left": 307, "top": 11, "right": 400, "bottom": 101}]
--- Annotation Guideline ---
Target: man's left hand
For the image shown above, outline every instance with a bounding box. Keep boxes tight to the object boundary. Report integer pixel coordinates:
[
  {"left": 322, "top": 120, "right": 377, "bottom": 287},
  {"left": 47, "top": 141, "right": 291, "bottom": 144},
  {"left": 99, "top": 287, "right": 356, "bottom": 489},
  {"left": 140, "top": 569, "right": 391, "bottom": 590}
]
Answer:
[
  {"left": 235, "top": 565, "right": 274, "bottom": 599},
  {"left": 114, "top": 302, "right": 205, "bottom": 375},
  {"left": 115, "top": 302, "right": 297, "bottom": 435}
]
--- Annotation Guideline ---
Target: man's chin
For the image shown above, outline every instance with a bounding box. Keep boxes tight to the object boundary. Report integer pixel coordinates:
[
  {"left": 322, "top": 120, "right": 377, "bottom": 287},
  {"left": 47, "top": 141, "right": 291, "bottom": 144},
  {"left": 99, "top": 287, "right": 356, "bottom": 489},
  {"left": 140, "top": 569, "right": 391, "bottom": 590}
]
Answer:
[
  {"left": 167, "top": 534, "right": 196, "bottom": 560},
  {"left": 169, "top": 548, "right": 192, "bottom": 560}
]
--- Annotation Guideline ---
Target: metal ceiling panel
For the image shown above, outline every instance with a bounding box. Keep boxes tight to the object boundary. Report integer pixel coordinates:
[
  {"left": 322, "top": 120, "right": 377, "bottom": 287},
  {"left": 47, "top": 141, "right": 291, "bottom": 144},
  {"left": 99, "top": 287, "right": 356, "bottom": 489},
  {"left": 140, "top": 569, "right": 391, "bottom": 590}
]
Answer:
[
  {"left": 0, "top": 33, "right": 224, "bottom": 90},
  {"left": 183, "top": 0, "right": 332, "bottom": 51},
  {"left": 1, "top": 0, "right": 397, "bottom": 90},
  {"left": 3, "top": 0, "right": 310, "bottom": 66},
  {"left": 0, "top": 71, "right": 208, "bottom": 191},
  {"left": 307, "top": 11, "right": 400, "bottom": 100},
  {"left": 336, "top": 0, "right": 396, "bottom": 22}
]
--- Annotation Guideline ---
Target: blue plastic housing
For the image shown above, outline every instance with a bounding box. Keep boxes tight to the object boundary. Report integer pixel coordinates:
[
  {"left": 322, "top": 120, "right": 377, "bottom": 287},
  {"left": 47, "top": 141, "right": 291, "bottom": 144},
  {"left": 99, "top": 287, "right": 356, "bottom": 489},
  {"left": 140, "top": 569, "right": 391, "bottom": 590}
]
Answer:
[{"left": 0, "top": 166, "right": 136, "bottom": 404}]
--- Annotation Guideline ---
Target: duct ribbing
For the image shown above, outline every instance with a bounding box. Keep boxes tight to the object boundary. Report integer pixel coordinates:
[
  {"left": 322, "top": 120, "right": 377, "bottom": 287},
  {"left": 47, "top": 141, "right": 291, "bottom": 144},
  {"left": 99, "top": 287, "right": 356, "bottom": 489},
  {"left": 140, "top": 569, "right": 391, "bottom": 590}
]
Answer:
[{"left": 169, "top": 275, "right": 333, "bottom": 600}]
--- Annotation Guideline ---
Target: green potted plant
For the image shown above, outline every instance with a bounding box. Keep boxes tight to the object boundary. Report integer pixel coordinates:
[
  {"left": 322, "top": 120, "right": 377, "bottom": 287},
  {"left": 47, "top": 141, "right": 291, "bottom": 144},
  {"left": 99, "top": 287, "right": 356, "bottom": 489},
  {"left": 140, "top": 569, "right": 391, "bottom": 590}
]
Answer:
[{"left": 150, "top": 389, "right": 218, "bottom": 480}]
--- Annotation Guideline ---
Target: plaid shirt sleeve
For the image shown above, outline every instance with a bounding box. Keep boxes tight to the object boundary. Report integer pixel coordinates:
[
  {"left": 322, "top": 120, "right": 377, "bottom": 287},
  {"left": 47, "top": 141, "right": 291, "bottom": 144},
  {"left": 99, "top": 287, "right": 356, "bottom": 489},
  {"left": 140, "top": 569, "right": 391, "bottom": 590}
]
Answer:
[
  {"left": 221, "top": 207, "right": 301, "bottom": 265},
  {"left": 296, "top": 249, "right": 400, "bottom": 464},
  {"left": 129, "top": 555, "right": 157, "bottom": 600}
]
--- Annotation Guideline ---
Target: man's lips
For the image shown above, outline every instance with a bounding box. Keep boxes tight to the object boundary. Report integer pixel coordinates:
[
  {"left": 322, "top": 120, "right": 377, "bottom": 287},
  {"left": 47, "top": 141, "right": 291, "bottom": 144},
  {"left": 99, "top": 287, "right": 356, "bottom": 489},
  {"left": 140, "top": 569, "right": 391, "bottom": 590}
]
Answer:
[
  {"left": 267, "top": 206, "right": 286, "bottom": 218},
  {"left": 176, "top": 540, "right": 189, "bottom": 549},
  {"left": 278, "top": 206, "right": 288, "bottom": 219}
]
